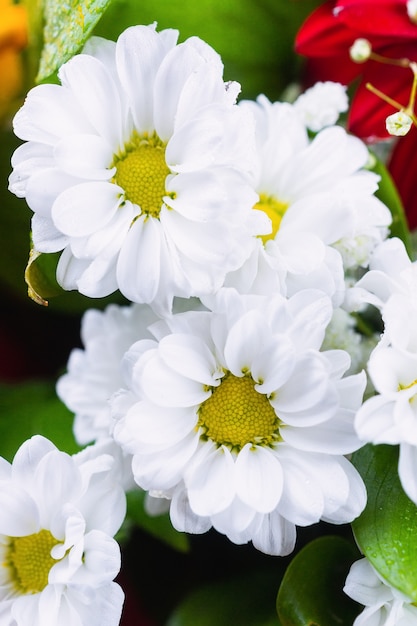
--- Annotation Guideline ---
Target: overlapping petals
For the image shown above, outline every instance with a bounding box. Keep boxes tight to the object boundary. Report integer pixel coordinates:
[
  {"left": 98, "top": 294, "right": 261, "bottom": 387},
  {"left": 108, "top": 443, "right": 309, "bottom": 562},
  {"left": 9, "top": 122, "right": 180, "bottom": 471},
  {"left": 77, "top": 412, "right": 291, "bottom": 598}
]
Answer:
[{"left": 112, "top": 288, "right": 366, "bottom": 555}]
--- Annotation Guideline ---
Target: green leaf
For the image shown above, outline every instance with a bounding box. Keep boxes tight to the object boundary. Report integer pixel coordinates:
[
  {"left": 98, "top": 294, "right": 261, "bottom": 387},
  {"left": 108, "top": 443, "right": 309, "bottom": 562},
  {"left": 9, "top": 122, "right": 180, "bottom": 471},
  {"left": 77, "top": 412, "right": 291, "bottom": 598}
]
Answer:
[
  {"left": 0, "top": 381, "right": 82, "bottom": 461},
  {"left": 276, "top": 536, "right": 360, "bottom": 626},
  {"left": 368, "top": 153, "right": 412, "bottom": 256},
  {"left": 37, "top": 0, "right": 114, "bottom": 81},
  {"left": 352, "top": 444, "right": 417, "bottom": 601},
  {"left": 94, "top": 0, "right": 323, "bottom": 101},
  {"left": 166, "top": 569, "right": 282, "bottom": 626},
  {"left": 25, "top": 248, "right": 63, "bottom": 306},
  {"left": 121, "top": 489, "right": 189, "bottom": 553}
]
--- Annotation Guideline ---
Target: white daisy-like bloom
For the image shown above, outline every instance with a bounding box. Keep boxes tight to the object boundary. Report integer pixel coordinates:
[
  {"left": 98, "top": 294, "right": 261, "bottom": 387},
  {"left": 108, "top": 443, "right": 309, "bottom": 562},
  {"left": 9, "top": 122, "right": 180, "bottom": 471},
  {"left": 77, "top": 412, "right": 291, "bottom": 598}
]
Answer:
[
  {"left": 112, "top": 288, "right": 367, "bottom": 555},
  {"left": 57, "top": 302, "right": 161, "bottom": 446},
  {"left": 293, "top": 81, "right": 348, "bottom": 132},
  {"left": 225, "top": 96, "right": 391, "bottom": 304},
  {"left": 344, "top": 557, "right": 417, "bottom": 625},
  {"left": 355, "top": 291, "right": 417, "bottom": 504},
  {"left": 8, "top": 24, "right": 267, "bottom": 313},
  {"left": 0, "top": 435, "right": 126, "bottom": 626}
]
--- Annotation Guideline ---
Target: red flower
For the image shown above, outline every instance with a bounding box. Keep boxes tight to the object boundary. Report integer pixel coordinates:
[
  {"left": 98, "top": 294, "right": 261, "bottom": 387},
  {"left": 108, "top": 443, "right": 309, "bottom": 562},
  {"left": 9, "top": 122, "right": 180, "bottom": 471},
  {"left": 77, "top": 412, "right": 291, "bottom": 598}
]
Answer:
[{"left": 295, "top": 0, "right": 417, "bottom": 228}]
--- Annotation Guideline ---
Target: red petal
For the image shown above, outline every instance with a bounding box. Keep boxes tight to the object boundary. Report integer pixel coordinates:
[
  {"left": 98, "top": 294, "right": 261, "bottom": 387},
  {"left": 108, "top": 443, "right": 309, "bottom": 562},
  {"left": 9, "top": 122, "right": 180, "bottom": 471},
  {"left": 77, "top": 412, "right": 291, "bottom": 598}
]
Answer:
[
  {"left": 388, "top": 129, "right": 417, "bottom": 230},
  {"left": 337, "top": 0, "right": 417, "bottom": 39},
  {"left": 295, "top": 0, "right": 356, "bottom": 56},
  {"left": 295, "top": 0, "right": 361, "bottom": 85}
]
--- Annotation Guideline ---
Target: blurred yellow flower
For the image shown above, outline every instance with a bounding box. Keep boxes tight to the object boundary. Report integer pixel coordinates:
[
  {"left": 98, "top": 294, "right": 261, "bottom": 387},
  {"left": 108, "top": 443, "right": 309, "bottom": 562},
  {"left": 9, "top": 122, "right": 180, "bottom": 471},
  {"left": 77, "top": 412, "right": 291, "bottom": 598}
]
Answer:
[{"left": 0, "top": 0, "right": 27, "bottom": 120}]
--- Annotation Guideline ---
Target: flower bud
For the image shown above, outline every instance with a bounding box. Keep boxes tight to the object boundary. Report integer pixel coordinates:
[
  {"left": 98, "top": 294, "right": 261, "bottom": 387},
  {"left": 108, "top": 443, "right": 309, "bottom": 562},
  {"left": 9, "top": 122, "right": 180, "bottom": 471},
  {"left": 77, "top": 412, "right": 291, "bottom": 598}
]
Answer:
[
  {"left": 349, "top": 39, "right": 372, "bottom": 63},
  {"left": 386, "top": 111, "right": 413, "bottom": 136}
]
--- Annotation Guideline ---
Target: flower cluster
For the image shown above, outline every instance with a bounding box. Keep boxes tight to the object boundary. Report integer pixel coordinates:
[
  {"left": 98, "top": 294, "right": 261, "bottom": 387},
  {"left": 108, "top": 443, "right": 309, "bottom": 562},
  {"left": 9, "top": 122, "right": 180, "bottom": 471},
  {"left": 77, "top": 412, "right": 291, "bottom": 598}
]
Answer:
[{"left": 6, "top": 16, "right": 416, "bottom": 626}]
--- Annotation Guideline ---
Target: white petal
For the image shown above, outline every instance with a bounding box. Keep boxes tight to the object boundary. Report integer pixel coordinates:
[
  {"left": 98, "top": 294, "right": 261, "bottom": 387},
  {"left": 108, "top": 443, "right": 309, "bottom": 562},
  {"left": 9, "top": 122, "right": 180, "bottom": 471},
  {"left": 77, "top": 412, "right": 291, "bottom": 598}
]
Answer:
[
  {"left": 13, "top": 84, "right": 92, "bottom": 144},
  {"left": 223, "top": 310, "right": 267, "bottom": 375},
  {"left": 122, "top": 401, "right": 197, "bottom": 449},
  {"left": 170, "top": 485, "right": 212, "bottom": 534},
  {"left": 52, "top": 182, "right": 123, "bottom": 237},
  {"left": 141, "top": 352, "right": 210, "bottom": 407},
  {"left": 116, "top": 24, "right": 178, "bottom": 132},
  {"left": 252, "top": 338, "right": 295, "bottom": 394},
  {"left": 0, "top": 484, "right": 39, "bottom": 535},
  {"left": 54, "top": 134, "right": 114, "bottom": 180},
  {"left": 59, "top": 54, "right": 124, "bottom": 147},
  {"left": 31, "top": 214, "right": 68, "bottom": 253},
  {"left": 277, "top": 447, "right": 325, "bottom": 525},
  {"left": 153, "top": 39, "right": 219, "bottom": 140},
  {"left": 355, "top": 396, "right": 400, "bottom": 445},
  {"left": 34, "top": 451, "right": 81, "bottom": 526},
  {"left": 272, "top": 354, "right": 337, "bottom": 425},
  {"left": 132, "top": 430, "right": 200, "bottom": 491},
  {"left": 158, "top": 333, "right": 218, "bottom": 385},
  {"left": 251, "top": 509, "right": 297, "bottom": 556},
  {"left": 26, "top": 168, "right": 81, "bottom": 217},
  {"left": 399, "top": 443, "right": 417, "bottom": 504},
  {"left": 186, "top": 445, "right": 235, "bottom": 516},
  {"left": 116, "top": 215, "right": 163, "bottom": 304},
  {"left": 235, "top": 444, "right": 283, "bottom": 513}
]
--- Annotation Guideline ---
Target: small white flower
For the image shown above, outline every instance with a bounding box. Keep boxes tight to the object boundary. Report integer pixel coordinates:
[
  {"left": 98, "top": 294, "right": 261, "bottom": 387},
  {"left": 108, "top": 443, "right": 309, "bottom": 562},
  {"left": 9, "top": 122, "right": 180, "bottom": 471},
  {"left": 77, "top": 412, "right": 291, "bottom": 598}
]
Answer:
[
  {"left": 294, "top": 81, "right": 349, "bottom": 132},
  {"left": 112, "top": 288, "right": 366, "bottom": 555},
  {"left": 225, "top": 96, "right": 391, "bottom": 304},
  {"left": 344, "top": 557, "right": 417, "bottom": 625},
  {"left": 349, "top": 38, "right": 372, "bottom": 63},
  {"left": 9, "top": 24, "right": 266, "bottom": 313},
  {"left": 386, "top": 111, "right": 413, "bottom": 137},
  {"left": 0, "top": 435, "right": 126, "bottom": 626}
]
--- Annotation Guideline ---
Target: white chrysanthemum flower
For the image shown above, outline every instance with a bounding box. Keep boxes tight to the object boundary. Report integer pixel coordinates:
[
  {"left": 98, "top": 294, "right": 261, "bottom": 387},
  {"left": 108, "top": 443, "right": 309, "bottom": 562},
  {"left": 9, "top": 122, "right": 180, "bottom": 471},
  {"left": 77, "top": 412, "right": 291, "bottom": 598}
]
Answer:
[
  {"left": 355, "top": 291, "right": 417, "bottom": 504},
  {"left": 225, "top": 96, "right": 391, "bottom": 304},
  {"left": 112, "top": 288, "right": 367, "bottom": 555},
  {"left": 344, "top": 557, "right": 417, "bottom": 625},
  {"left": 0, "top": 435, "right": 126, "bottom": 626},
  {"left": 9, "top": 24, "right": 266, "bottom": 313},
  {"left": 57, "top": 302, "right": 160, "bottom": 446},
  {"left": 293, "top": 81, "right": 348, "bottom": 132}
]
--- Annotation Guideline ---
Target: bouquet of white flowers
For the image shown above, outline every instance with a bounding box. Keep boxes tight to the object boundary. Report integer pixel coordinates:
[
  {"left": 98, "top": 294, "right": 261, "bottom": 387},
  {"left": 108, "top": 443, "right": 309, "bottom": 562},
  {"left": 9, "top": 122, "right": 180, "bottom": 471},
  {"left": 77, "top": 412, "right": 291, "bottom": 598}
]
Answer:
[{"left": 2, "top": 1, "right": 417, "bottom": 624}]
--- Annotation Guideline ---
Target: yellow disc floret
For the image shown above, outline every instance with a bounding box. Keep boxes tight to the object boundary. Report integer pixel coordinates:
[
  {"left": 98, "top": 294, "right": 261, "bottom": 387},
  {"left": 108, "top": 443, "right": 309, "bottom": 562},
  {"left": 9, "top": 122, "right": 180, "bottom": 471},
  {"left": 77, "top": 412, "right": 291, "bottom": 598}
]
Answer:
[
  {"left": 198, "top": 372, "right": 281, "bottom": 451},
  {"left": 5, "top": 529, "right": 62, "bottom": 594},
  {"left": 113, "top": 132, "right": 172, "bottom": 218},
  {"left": 254, "top": 193, "right": 289, "bottom": 244}
]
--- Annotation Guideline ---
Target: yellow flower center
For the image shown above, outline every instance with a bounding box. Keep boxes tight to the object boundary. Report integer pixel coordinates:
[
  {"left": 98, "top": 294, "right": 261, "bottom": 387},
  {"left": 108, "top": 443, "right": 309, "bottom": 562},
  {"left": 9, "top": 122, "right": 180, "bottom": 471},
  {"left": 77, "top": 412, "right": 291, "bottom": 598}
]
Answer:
[
  {"left": 5, "top": 529, "right": 62, "bottom": 594},
  {"left": 113, "top": 132, "right": 172, "bottom": 218},
  {"left": 197, "top": 372, "right": 281, "bottom": 451},
  {"left": 254, "top": 193, "right": 289, "bottom": 244}
]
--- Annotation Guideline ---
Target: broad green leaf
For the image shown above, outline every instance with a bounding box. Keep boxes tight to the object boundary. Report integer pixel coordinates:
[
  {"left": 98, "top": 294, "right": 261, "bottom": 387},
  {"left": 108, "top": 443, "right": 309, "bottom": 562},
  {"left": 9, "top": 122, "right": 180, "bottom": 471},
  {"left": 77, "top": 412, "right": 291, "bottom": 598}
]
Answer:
[
  {"left": 94, "top": 0, "right": 323, "bottom": 101},
  {"left": 37, "top": 0, "right": 114, "bottom": 81},
  {"left": 352, "top": 444, "right": 417, "bottom": 601},
  {"left": 121, "top": 489, "right": 189, "bottom": 553},
  {"left": 276, "top": 536, "right": 360, "bottom": 626},
  {"left": 369, "top": 153, "right": 412, "bottom": 256},
  {"left": 0, "top": 380, "right": 82, "bottom": 460},
  {"left": 166, "top": 569, "right": 282, "bottom": 626}
]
